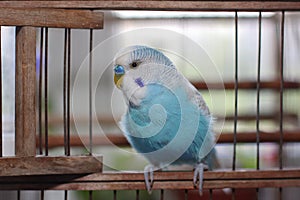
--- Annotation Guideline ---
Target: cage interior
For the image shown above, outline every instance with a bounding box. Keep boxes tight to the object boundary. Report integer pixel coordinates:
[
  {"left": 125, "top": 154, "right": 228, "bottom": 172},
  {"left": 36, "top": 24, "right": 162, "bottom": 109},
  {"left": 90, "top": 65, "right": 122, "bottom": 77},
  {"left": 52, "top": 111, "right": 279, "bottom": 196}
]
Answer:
[{"left": 0, "top": 2, "right": 300, "bottom": 200}]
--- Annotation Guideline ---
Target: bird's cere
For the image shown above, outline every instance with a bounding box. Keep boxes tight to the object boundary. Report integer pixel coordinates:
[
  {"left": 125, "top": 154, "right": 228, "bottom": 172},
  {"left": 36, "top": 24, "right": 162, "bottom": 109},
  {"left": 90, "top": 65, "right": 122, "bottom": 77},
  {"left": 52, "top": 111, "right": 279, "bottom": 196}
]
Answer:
[
  {"left": 114, "top": 65, "right": 125, "bottom": 75},
  {"left": 114, "top": 65, "right": 125, "bottom": 88}
]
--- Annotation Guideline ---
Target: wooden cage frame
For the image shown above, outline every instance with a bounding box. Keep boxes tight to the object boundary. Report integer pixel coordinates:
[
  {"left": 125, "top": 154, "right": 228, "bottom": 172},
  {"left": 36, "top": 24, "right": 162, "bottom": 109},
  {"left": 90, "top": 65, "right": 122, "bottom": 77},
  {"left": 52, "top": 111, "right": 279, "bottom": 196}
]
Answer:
[{"left": 0, "top": 0, "right": 300, "bottom": 196}]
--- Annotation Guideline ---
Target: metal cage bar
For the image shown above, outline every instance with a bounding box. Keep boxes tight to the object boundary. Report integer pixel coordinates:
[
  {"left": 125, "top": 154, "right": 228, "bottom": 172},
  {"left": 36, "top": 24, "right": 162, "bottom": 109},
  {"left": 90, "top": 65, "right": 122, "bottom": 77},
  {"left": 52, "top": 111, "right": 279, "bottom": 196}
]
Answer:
[
  {"left": 232, "top": 14, "right": 238, "bottom": 200},
  {"left": 63, "top": 28, "right": 68, "bottom": 156},
  {"left": 136, "top": 189, "right": 140, "bottom": 200},
  {"left": 0, "top": 26, "right": 2, "bottom": 158},
  {"left": 279, "top": 10, "right": 286, "bottom": 200},
  {"left": 38, "top": 28, "right": 44, "bottom": 156},
  {"left": 232, "top": 11, "right": 238, "bottom": 172},
  {"left": 256, "top": 11, "right": 262, "bottom": 200},
  {"left": 113, "top": 190, "right": 117, "bottom": 200},
  {"left": 39, "top": 27, "right": 45, "bottom": 200},
  {"left": 44, "top": 27, "right": 49, "bottom": 156},
  {"left": 89, "top": 29, "right": 93, "bottom": 155},
  {"left": 256, "top": 11, "right": 262, "bottom": 172},
  {"left": 88, "top": 26, "right": 94, "bottom": 200},
  {"left": 67, "top": 28, "right": 71, "bottom": 157},
  {"left": 279, "top": 11, "right": 285, "bottom": 171},
  {"left": 63, "top": 28, "right": 71, "bottom": 157},
  {"left": 63, "top": 27, "right": 72, "bottom": 200}
]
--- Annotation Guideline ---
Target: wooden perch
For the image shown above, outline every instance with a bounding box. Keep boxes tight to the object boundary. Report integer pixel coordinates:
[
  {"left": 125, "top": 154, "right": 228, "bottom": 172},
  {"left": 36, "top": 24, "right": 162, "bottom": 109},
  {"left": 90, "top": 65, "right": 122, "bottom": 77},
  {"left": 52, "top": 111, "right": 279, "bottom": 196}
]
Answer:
[
  {"left": 0, "top": 8, "right": 103, "bottom": 29},
  {"left": 0, "top": 169, "right": 299, "bottom": 190},
  {"left": 0, "top": 156, "right": 102, "bottom": 176}
]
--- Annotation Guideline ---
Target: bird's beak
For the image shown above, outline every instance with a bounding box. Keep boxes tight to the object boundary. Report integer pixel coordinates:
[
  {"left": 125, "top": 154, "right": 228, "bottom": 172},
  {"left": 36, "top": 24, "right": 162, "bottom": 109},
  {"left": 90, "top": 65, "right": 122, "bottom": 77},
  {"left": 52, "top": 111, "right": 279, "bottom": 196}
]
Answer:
[{"left": 114, "top": 65, "right": 125, "bottom": 89}]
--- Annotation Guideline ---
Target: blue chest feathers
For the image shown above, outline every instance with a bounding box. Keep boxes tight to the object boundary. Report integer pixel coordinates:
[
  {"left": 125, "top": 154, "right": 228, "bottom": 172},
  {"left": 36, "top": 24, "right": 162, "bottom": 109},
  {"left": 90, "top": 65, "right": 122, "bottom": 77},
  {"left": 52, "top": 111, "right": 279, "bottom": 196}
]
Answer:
[{"left": 122, "top": 84, "right": 213, "bottom": 167}]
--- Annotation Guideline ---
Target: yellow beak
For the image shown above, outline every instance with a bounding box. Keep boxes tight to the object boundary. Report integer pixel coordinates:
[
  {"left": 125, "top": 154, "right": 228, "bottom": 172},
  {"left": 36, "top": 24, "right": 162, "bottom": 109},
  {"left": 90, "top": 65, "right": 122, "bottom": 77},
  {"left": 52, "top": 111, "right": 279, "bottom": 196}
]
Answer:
[{"left": 114, "top": 74, "right": 124, "bottom": 89}]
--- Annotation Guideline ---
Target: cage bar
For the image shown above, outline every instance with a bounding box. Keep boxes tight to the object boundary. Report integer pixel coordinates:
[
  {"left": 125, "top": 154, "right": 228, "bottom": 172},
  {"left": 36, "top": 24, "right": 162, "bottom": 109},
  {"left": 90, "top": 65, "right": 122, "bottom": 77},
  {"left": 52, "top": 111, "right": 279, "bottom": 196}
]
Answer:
[
  {"left": 40, "top": 130, "right": 300, "bottom": 150},
  {"left": 113, "top": 190, "right": 117, "bottom": 200},
  {"left": 40, "top": 190, "right": 44, "bottom": 200},
  {"left": 88, "top": 190, "right": 93, "bottom": 200},
  {"left": 38, "top": 28, "right": 44, "bottom": 156},
  {"left": 193, "top": 80, "right": 300, "bottom": 90},
  {"left": 15, "top": 26, "right": 36, "bottom": 157},
  {"left": 0, "top": 26, "right": 2, "bottom": 158},
  {"left": 160, "top": 189, "right": 164, "bottom": 200},
  {"left": 232, "top": 11, "right": 239, "bottom": 200},
  {"left": 88, "top": 27, "right": 94, "bottom": 200},
  {"left": 89, "top": 29, "right": 93, "bottom": 155},
  {"left": 67, "top": 28, "right": 71, "bottom": 156},
  {"left": 44, "top": 27, "right": 49, "bottom": 156},
  {"left": 63, "top": 28, "right": 71, "bottom": 156},
  {"left": 64, "top": 191, "right": 68, "bottom": 200},
  {"left": 44, "top": 111, "right": 299, "bottom": 125},
  {"left": 279, "top": 10, "right": 286, "bottom": 200},
  {"left": 209, "top": 189, "right": 213, "bottom": 200},
  {"left": 279, "top": 11, "right": 285, "bottom": 171},
  {"left": 1, "top": 1, "right": 300, "bottom": 11},
  {"left": 63, "top": 28, "right": 68, "bottom": 156},
  {"left": 256, "top": 11, "right": 262, "bottom": 171},
  {"left": 184, "top": 189, "right": 188, "bottom": 200},
  {"left": 232, "top": 11, "right": 238, "bottom": 171},
  {"left": 136, "top": 190, "right": 139, "bottom": 200},
  {"left": 256, "top": 12, "right": 262, "bottom": 199}
]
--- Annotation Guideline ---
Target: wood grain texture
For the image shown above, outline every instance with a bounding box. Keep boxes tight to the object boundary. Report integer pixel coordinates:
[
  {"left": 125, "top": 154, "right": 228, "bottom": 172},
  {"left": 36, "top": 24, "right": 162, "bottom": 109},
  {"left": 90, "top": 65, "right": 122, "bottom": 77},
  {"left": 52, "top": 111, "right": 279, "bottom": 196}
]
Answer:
[
  {"left": 192, "top": 80, "right": 300, "bottom": 90},
  {"left": 219, "top": 131, "right": 300, "bottom": 143},
  {"left": 0, "top": 1, "right": 300, "bottom": 11},
  {"left": 44, "top": 112, "right": 298, "bottom": 127},
  {"left": 0, "top": 27, "right": 2, "bottom": 157},
  {"left": 0, "top": 156, "right": 102, "bottom": 176},
  {"left": 0, "top": 8, "right": 103, "bottom": 29},
  {"left": 39, "top": 130, "right": 300, "bottom": 149},
  {"left": 15, "top": 27, "right": 37, "bottom": 157},
  {"left": 0, "top": 169, "right": 299, "bottom": 190}
]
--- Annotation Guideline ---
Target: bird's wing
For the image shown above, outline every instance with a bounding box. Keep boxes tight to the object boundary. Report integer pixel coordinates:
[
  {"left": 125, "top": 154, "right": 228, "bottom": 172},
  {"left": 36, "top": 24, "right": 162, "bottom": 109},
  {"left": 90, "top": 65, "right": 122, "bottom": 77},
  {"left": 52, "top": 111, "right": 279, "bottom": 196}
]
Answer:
[
  {"left": 182, "top": 77, "right": 219, "bottom": 163},
  {"left": 193, "top": 90, "right": 210, "bottom": 116},
  {"left": 183, "top": 78, "right": 210, "bottom": 116}
]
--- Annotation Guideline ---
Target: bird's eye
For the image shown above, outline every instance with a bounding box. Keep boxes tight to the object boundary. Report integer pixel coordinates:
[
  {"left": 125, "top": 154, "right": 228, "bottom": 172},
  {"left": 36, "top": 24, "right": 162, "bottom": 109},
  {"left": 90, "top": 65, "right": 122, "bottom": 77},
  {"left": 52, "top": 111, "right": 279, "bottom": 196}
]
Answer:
[{"left": 131, "top": 62, "right": 138, "bottom": 68}]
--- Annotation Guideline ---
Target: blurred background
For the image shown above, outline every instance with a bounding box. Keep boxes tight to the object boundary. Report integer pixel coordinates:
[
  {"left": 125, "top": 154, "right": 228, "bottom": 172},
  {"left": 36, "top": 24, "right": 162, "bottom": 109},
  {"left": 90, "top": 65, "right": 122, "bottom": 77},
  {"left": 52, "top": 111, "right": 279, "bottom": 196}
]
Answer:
[{"left": 1, "top": 11, "right": 300, "bottom": 199}]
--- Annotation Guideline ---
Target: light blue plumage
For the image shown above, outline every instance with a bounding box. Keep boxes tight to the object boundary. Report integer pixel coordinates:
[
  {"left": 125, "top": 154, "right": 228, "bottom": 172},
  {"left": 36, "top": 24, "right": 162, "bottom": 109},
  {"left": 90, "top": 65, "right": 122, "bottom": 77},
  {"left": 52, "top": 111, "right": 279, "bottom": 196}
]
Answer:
[{"left": 113, "top": 45, "right": 217, "bottom": 195}]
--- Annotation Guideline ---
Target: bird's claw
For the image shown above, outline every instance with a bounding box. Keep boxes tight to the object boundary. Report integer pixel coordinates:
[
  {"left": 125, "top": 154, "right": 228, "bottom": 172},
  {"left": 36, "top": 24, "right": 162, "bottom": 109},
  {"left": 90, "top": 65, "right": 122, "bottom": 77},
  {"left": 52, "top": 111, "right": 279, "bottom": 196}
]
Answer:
[
  {"left": 193, "top": 163, "right": 208, "bottom": 196},
  {"left": 144, "top": 165, "right": 155, "bottom": 194}
]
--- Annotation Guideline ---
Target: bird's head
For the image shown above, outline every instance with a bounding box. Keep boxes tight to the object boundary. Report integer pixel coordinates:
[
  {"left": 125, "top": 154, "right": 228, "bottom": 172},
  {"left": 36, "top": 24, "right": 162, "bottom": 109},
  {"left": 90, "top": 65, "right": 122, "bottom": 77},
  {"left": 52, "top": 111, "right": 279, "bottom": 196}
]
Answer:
[
  {"left": 113, "top": 45, "right": 177, "bottom": 106},
  {"left": 113, "top": 45, "right": 174, "bottom": 89}
]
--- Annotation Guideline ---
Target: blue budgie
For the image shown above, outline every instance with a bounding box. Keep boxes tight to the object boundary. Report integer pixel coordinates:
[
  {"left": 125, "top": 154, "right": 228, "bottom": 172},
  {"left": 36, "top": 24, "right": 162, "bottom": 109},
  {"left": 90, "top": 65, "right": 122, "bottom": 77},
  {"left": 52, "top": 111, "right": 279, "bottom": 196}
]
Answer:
[{"left": 113, "top": 45, "right": 218, "bottom": 195}]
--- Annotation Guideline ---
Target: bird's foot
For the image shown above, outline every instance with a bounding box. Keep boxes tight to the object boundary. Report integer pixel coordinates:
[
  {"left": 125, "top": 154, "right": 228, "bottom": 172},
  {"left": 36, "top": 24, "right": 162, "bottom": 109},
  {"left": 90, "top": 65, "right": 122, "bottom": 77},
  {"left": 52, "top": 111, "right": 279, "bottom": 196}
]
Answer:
[
  {"left": 143, "top": 165, "right": 158, "bottom": 194},
  {"left": 193, "top": 163, "right": 208, "bottom": 196}
]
